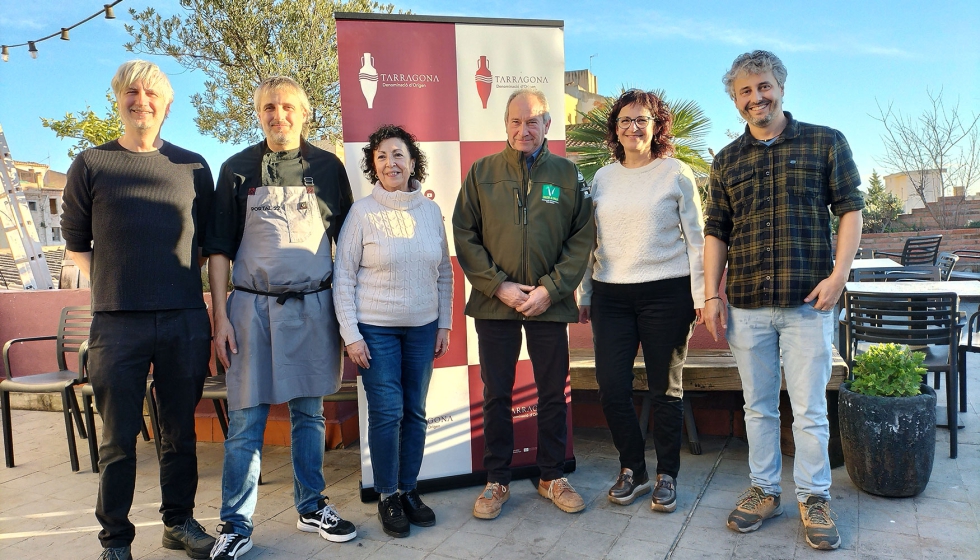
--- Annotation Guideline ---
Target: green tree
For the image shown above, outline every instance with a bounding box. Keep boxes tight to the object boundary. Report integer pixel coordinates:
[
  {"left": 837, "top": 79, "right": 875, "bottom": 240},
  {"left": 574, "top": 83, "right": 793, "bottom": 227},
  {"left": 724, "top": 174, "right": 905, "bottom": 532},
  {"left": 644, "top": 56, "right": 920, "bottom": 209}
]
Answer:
[
  {"left": 40, "top": 91, "right": 124, "bottom": 159},
  {"left": 566, "top": 89, "right": 711, "bottom": 184},
  {"left": 124, "top": 0, "right": 398, "bottom": 145},
  {"left": 862, "top": 170, "right": 905, "bottom": 233}
]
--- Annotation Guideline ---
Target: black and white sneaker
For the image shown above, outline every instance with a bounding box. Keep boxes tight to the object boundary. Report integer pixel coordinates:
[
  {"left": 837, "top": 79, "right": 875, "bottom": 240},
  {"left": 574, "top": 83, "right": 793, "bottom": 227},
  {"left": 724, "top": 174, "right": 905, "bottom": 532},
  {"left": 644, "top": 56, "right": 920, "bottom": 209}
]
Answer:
[
  {"left": 297, "top": 498, "right": 357, "bottom": 543},
  {"left": 210, "top": 524, "right": 252, "bottom": 560}
]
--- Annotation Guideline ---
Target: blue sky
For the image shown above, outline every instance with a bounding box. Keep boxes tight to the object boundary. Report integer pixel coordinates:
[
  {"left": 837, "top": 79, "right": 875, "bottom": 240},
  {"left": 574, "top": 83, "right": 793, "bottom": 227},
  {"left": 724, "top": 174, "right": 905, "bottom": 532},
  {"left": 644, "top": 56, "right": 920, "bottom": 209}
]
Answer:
[{"left": 1, "top": 0, "right": 978, "bottom": 191}]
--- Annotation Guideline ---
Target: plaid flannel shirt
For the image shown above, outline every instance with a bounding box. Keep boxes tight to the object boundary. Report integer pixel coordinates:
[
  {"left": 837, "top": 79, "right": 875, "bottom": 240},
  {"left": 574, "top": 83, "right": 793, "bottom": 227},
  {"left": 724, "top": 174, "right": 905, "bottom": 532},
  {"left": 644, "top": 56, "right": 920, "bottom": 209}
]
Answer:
[{"left": 703, "top": 112, "right": 864, "bottom": 309}]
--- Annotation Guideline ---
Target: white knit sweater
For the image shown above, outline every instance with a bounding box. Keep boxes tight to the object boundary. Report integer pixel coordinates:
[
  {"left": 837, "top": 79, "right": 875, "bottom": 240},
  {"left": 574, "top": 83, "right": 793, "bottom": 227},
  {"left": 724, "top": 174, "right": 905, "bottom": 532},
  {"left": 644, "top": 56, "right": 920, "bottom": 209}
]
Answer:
[
  {"left": 577, "top": 158, "right": 706, "bottom": 306},
  {"left": 333, "top": 183, "right": 453, "bottom": 344}
]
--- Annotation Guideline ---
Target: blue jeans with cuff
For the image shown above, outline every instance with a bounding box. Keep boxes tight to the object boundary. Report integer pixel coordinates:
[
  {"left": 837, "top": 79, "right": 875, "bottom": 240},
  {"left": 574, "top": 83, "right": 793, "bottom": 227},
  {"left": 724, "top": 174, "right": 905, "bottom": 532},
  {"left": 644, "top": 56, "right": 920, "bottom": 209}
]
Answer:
[
  {"left": 726, "top": 303, "right": 834, "bottom": 503},
  {"left": 358, "top": 320, "right": 438, "bottom": 494},
  {"left": 219, "top": 396, "right": 327, "bottom": 536}
]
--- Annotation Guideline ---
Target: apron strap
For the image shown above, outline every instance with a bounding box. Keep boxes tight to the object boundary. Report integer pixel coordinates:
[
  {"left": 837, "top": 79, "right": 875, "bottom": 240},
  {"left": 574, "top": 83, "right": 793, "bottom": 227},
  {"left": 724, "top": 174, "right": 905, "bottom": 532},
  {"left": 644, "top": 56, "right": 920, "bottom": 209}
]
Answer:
[{"left": 234, "top": 277, "right": 332, "bottom": 305}]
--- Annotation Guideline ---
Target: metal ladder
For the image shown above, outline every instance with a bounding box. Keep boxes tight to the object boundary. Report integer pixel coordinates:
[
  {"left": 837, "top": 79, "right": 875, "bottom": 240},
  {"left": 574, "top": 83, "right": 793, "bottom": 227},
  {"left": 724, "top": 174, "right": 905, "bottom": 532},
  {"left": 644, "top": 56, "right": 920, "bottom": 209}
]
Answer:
[{"left": 0, "top": 123, "right": 54, "bottom": 290}]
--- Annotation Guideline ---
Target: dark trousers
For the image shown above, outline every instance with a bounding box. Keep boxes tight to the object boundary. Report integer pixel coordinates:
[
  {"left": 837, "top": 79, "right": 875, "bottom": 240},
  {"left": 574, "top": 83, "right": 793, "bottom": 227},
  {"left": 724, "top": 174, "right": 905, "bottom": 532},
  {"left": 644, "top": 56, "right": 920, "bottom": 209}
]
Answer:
[
  {"left": 592, "top": 276, "right": 695, "bottom": 480},
  {"left": 88, "top": 308, "right": 211, "bottom": 548},
  {"left": 475, "top": 319, "right": 569, "bottom": 485}
]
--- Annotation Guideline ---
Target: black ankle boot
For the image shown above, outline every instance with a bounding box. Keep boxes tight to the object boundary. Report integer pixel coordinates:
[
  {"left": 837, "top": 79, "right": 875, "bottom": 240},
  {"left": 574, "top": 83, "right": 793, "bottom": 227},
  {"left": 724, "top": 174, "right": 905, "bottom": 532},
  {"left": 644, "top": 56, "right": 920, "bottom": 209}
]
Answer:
[{"left": 378, "top": 494, "right": 410, "bottom": 537}]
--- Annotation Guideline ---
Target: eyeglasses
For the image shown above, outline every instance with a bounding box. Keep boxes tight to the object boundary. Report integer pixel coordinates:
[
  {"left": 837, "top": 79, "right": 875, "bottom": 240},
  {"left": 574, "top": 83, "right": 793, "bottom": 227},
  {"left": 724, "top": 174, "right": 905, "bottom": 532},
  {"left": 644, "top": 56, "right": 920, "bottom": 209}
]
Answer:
[{"left": 617, "top": 116, "right": 654, "bottom": 129}]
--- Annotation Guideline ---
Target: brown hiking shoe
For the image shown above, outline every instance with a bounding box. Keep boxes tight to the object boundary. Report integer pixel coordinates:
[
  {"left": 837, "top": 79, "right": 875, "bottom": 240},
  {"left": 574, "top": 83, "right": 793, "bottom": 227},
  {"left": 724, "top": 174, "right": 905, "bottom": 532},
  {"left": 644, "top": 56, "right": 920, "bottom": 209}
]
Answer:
[
  {"left": 727, "top": 486, "right": 782, "bottom": 533},
  {"left": 538, "top": 477, "right": 586, "bottom": 513},
  {"left": 799, "top": 496, "right": 840, "bottom": 550},
  {"left": 473, "top": 482, "right": 509, "bottom": 519}
]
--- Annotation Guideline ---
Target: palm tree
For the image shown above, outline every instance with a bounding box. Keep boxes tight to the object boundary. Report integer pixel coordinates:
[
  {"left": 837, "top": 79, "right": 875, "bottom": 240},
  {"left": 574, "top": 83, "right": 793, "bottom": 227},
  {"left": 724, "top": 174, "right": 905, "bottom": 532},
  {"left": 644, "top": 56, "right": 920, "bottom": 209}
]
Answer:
[{"left": 567, "top": 89, "right": 711, "bottom": 184}]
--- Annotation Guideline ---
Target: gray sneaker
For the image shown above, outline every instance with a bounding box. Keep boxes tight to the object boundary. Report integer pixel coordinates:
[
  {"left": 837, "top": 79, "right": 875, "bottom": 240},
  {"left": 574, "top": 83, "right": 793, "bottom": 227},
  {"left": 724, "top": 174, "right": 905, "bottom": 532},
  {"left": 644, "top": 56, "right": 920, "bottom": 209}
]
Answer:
[
  {"left": 727, "top": 486, "right": 782, "bottom": 533},
  {"left": 98, "top": 547, "right": 133, "bottom": 560}
]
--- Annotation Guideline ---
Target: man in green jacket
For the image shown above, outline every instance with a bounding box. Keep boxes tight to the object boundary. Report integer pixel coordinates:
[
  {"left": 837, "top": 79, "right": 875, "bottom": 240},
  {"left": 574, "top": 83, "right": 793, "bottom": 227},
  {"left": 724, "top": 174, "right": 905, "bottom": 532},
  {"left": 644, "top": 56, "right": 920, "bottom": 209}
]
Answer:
[{"left": 453, "top": 88, "right": 595, "bottom": 521}]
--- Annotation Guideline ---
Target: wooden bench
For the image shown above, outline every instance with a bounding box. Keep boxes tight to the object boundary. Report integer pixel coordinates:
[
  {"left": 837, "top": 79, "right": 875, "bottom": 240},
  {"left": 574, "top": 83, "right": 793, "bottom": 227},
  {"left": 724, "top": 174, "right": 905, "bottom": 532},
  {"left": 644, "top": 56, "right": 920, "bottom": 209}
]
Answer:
[{"left": 569, "top": 347, "right": 849, "bottom": 454}]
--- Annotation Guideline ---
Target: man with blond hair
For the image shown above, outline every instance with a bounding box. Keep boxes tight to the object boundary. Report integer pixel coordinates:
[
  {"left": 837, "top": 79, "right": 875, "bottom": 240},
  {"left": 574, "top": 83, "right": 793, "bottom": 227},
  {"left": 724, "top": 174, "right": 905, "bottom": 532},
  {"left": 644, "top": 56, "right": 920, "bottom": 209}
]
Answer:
[
  {"left": 453, "top": 88, "right": 594, "bottom": 520},
  {"left": 62, "top": 60, "right": 216, "bottom": 560},
  {"left": 703, "top": 50, "right": 863, "bottom": 550},
  {"left": 203, "top": 76, "right": 355, "bottom": 559}
]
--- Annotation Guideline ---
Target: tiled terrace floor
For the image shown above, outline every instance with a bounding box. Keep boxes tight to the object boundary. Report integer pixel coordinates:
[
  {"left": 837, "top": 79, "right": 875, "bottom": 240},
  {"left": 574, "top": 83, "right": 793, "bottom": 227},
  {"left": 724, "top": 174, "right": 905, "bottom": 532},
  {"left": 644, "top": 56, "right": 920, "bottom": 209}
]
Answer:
[{"left": 2, "top": 352, "right": 979, "bottom": 560}]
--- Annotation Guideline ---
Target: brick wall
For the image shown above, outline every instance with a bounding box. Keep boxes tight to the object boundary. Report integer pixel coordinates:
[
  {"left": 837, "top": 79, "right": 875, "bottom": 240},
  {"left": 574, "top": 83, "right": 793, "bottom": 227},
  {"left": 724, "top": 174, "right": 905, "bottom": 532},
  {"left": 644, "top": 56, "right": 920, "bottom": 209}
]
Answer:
[
  {"left": 840, "top": 228, "right": 980, "bottom": 267},
  {"left": 891, "top": 196, "right": 980, "bottom": 230}
]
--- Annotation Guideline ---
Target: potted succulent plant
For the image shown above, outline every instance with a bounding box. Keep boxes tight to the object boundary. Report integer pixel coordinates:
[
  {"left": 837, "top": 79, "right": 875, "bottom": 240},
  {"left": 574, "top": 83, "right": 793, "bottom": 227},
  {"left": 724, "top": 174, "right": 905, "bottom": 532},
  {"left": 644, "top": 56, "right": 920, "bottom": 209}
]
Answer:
[{"left": 838, "top": 343, "right": 936, "bottom": 497}]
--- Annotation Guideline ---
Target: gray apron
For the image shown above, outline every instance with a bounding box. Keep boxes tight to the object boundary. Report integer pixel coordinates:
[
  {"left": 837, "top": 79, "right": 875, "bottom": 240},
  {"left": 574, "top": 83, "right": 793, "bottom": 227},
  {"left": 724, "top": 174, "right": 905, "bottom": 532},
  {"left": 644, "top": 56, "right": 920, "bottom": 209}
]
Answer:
[{"left": 225, "top": 181, "right": 342, "bottom": 410}]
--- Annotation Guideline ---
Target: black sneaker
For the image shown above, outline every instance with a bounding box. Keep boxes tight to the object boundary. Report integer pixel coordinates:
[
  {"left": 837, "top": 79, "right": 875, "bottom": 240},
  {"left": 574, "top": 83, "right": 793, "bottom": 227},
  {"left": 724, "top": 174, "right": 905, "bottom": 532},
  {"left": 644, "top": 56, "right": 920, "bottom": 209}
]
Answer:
[
  {"left": 651, "top": 474, "right": 677, "bottom": 513},
  {"left": 162, "top": 518, "right": 217, "bottom": 559},
  {"left": 209, "top": 524, "right": 252, "bottom": 559},
  {"left": 98, "top": 547, "right": 133, "bottom": 560},
  {"left": 608, "top": 468, "right": 651, "bottom": 505},
  {"left": 400, "top": 489, "right": 436, "bottom": 527},
  {"left": 378, "top": 493, "right": 410, "bottom": 538},
  {"left": 297, "top": 498, "right": 357, "bottom": 543}
]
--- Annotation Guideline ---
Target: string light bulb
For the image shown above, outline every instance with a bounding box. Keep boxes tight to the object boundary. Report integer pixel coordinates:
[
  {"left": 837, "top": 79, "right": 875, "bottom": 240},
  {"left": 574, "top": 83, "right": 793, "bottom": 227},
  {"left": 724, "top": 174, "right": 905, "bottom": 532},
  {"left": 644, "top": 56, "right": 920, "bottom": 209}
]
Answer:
[
  {"left": 1, "top": 46, "right": 8, "bottom": 63},
  {"left": 104, "top": 4, "right": 116, "bottom": 19},
  {"left": 28, "top": 42, "right": 38, "bottom": 59},
  {"left": 3, "top": 1, "right": 123, "bottom": 62},
  {"left": 60, "top": 29, "right": 70, "bottom": 41}
]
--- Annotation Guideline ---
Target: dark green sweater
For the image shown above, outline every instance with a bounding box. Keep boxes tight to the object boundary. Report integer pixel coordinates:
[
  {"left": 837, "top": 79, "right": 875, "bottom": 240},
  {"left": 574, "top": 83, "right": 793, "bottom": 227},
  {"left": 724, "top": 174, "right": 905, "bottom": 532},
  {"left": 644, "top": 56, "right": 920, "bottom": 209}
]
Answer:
[{"left": 61, "top": 140, "right": 214, "bottom": 312}]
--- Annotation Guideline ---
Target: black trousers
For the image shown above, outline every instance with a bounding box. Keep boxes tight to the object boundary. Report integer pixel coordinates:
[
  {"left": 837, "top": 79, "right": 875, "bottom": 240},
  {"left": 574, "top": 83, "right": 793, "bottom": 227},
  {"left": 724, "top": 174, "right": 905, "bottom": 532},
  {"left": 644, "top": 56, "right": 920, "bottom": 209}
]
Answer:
[
  {"left": 591, "top": 276, "right": 695, "bottom": 480},
  {"left": 475, "top": 319, "right": 569, "bottom": 485},
  {"left": 88, "top": 308, "right": 211, "bottom": 548}
]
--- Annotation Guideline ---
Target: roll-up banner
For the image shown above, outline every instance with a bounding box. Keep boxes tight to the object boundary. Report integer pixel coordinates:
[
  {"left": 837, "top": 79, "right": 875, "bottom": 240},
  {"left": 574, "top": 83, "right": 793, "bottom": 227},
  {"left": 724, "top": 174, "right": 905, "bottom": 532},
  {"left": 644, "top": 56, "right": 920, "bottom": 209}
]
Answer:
[{"left": 334, "top": 13, "right": 574, "bottom": 501}]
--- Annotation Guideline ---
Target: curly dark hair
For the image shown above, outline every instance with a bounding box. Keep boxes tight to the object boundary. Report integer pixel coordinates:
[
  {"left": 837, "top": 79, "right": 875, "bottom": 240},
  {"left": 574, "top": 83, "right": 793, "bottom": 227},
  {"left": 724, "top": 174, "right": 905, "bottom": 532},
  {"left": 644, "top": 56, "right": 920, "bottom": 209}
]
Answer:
[
  {"left": 360, "top": 124, "right": 428, "bottom": 184},
  {"left": 606, "top": 89, "right": 674, "bottom": 162}
]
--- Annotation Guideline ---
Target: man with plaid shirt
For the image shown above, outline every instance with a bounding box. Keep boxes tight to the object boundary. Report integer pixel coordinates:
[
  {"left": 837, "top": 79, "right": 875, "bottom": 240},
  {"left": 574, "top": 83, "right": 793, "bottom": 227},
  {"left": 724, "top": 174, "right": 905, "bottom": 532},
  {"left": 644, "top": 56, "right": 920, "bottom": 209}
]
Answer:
[{"left": 703, "top": 50, "right": 864, "bottom": 551}]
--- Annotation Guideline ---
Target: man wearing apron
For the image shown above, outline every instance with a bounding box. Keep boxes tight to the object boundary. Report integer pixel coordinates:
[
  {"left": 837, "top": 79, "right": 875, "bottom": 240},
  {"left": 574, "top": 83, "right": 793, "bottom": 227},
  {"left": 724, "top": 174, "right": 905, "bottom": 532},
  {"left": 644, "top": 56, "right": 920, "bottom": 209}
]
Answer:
[{"left": 203, "top": 76, "right": 356, "bottom": 559}]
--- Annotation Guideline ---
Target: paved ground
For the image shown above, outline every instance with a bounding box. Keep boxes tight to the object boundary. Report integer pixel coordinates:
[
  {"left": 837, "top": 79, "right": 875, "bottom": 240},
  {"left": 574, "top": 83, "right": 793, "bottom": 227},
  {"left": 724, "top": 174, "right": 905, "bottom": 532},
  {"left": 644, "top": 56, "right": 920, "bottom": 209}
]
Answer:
[{"left": 2, "top": 352, "right": 979, "bottom": 560}]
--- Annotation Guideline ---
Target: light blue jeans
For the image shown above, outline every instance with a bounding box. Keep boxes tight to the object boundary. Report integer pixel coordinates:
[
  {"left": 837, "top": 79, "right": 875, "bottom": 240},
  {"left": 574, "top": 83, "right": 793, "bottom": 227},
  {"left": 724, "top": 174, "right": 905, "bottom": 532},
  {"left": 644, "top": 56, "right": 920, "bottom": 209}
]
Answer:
[
  {"left": 726, "top": 303, "right": 834, "bottom": 503},
  {"left": 219, "top": 396, "right": 326, "bottom": 536}
]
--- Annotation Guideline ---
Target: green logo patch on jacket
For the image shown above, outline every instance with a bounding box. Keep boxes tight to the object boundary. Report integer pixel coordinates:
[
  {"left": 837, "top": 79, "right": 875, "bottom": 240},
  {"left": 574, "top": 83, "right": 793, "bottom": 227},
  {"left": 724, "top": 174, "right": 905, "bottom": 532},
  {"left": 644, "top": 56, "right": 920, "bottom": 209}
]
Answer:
[{"left": 541, "top": 184, "right": 561, "bottom": 204}]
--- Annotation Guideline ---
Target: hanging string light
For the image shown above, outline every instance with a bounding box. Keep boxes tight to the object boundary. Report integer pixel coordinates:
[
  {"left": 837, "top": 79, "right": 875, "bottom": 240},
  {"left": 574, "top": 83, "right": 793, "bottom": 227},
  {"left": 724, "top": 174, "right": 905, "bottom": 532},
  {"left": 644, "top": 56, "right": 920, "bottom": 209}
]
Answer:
[{"left": 1, "top": 1, "right": 124, "bottom": 62}]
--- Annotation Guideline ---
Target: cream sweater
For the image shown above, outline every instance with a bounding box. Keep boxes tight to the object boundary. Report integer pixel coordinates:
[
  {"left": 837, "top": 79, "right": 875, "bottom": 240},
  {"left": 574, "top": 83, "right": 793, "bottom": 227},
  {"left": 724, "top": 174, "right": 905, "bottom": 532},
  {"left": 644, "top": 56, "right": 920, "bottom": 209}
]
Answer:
[
  {"left": 333, "top": 183, "right": 453, "bottom": 344},
  {"left": 577, "top": 158, "right": 706, "bottom": 305}
]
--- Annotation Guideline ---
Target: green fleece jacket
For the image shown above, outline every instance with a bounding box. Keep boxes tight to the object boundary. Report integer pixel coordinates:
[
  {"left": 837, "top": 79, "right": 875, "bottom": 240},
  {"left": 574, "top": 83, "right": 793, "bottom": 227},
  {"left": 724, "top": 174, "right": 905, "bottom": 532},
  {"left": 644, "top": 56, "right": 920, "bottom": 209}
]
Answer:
[{"left": 453, "top": 140, "right": 595, "bottom": 322}]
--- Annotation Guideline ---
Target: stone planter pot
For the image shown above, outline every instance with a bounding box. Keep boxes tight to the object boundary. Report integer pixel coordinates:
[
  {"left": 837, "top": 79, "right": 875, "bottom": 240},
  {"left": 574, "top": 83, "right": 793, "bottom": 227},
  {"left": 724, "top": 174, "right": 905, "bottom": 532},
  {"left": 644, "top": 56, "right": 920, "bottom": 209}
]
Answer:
[{"left": 838, "top": 382, "right": 936, "bottom": 497}]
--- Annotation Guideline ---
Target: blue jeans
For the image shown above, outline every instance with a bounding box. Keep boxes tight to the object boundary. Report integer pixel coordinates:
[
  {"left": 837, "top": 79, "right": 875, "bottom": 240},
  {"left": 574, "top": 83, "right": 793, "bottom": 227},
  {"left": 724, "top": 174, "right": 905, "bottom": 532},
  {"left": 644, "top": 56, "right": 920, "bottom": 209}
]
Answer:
[
  {"left": 726, "top": 303, "right": 834, "bottom": 503},
  {"left": 219, "top": 396, "right": 326, "bottom": 536},
  {"left": 359, "top": 320, "right": 438, "bottom": 494}
]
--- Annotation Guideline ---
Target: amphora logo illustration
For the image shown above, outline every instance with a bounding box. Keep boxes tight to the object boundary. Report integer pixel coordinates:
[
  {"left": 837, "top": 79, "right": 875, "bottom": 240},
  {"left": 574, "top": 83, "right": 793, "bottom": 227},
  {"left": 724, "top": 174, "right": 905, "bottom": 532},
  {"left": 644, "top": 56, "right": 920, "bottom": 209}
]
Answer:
[
  {"left": 359, "top": 52, "right": 379, "bottom": 109},
  {"left": 475, "top": 56, "right": 493, "bottom": 109}
]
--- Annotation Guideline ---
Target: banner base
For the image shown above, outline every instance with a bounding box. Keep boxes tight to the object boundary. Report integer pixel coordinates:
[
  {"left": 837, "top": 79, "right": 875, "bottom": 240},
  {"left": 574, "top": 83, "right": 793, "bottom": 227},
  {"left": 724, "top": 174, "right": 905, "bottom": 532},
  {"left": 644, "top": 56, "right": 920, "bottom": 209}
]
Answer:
[{"left": 359, "top": 456, "right": 577, "bottom": 502}]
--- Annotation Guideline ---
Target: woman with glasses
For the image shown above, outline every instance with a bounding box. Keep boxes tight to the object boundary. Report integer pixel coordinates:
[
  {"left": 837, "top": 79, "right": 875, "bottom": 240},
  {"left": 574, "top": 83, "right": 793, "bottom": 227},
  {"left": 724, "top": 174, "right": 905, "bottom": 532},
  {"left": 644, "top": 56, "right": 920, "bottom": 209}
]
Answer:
[
  {"left": 334, "top": 124, "right": 452, "bottom": 538},
  {"left": 577, "top": 89, "right": 705, "bottom": 513}
]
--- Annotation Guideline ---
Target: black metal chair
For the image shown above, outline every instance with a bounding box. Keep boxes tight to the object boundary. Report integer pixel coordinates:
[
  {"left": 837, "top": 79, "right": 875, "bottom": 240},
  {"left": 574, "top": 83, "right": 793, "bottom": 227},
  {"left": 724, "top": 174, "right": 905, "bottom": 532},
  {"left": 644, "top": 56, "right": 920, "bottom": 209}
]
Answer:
[
  {"left": 1, "top": 306, "right": 91, "bottom": 472},
  {"left": 937, "top": 252, "right": 960, "bottom": 281},
  {"left": 842, "top": 290, "right": 961, "bottom": 458},
  {"left": 851, "top": 265, "right": 941, "bottom": 283},
  {"left": 950, "top": 249, "right": 980, "bottom": 281},
  {"left": 957, "top": 310, "right": 978, "bottom": 415},
  {"left": 876, "top": 234, "right": 943, "bottom": 266}
]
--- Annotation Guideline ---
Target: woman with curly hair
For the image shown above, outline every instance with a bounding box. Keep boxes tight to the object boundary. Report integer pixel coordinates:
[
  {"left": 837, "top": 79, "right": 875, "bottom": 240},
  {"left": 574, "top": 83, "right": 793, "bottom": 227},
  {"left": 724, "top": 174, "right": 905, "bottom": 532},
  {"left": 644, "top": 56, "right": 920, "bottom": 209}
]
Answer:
[
  {"left": 333, "top": 124, "right": 452, "bottom": 538},
  {"left": 577, "top": 89, "right": 705, "bottom": 513}
]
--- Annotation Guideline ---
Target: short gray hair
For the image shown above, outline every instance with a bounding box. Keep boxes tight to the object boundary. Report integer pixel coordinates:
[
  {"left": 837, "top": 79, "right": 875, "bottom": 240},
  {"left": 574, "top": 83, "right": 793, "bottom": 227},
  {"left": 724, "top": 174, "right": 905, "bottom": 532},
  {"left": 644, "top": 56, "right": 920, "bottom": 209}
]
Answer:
[
  {"left": 722, "top": 50, "right": 788, "bottom": 100},
  {"left": 504, "top": 88, "right": 551, "bottom": 125},
  {"left": 253, "top": 76, "right": 312, "bottom": 118}
]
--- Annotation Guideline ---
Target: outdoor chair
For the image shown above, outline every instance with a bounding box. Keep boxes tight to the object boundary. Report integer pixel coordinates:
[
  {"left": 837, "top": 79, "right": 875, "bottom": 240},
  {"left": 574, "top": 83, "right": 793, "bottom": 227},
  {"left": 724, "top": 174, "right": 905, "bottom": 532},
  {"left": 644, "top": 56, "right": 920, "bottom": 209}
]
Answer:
[
  {"left": 875, "top": 234, "right": 943, "bottom": 266},
  {"left": 958, "top": 310, "right": 979, "bottom": 415},
  {"left": 937, "top": 252, "right": 960, "bottom": 281},
  {"left": 1, "top": 306, "right": 91, "bottom": 472},
  {"left": 78, "top": 341, "right": 158, "bottom": 473},
  {"left": 851, "top": 265, "right": 941, "bottom": 283},
  {"left": 842, "top": 290, "right": 961, "bottom": 458},
  {"left": 950, "top": 249, "right": 980, "bottom": 281}
]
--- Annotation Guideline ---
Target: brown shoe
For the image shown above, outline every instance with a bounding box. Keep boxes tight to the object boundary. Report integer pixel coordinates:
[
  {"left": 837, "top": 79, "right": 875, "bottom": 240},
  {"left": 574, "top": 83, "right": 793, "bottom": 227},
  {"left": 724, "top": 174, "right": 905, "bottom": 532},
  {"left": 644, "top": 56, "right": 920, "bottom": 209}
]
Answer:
[
  {"left": 538, "top": 477, "right": 586, "bottom": 513},
  {"left": 473, "top": 482, "right": 509, "bottom": 519}
]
